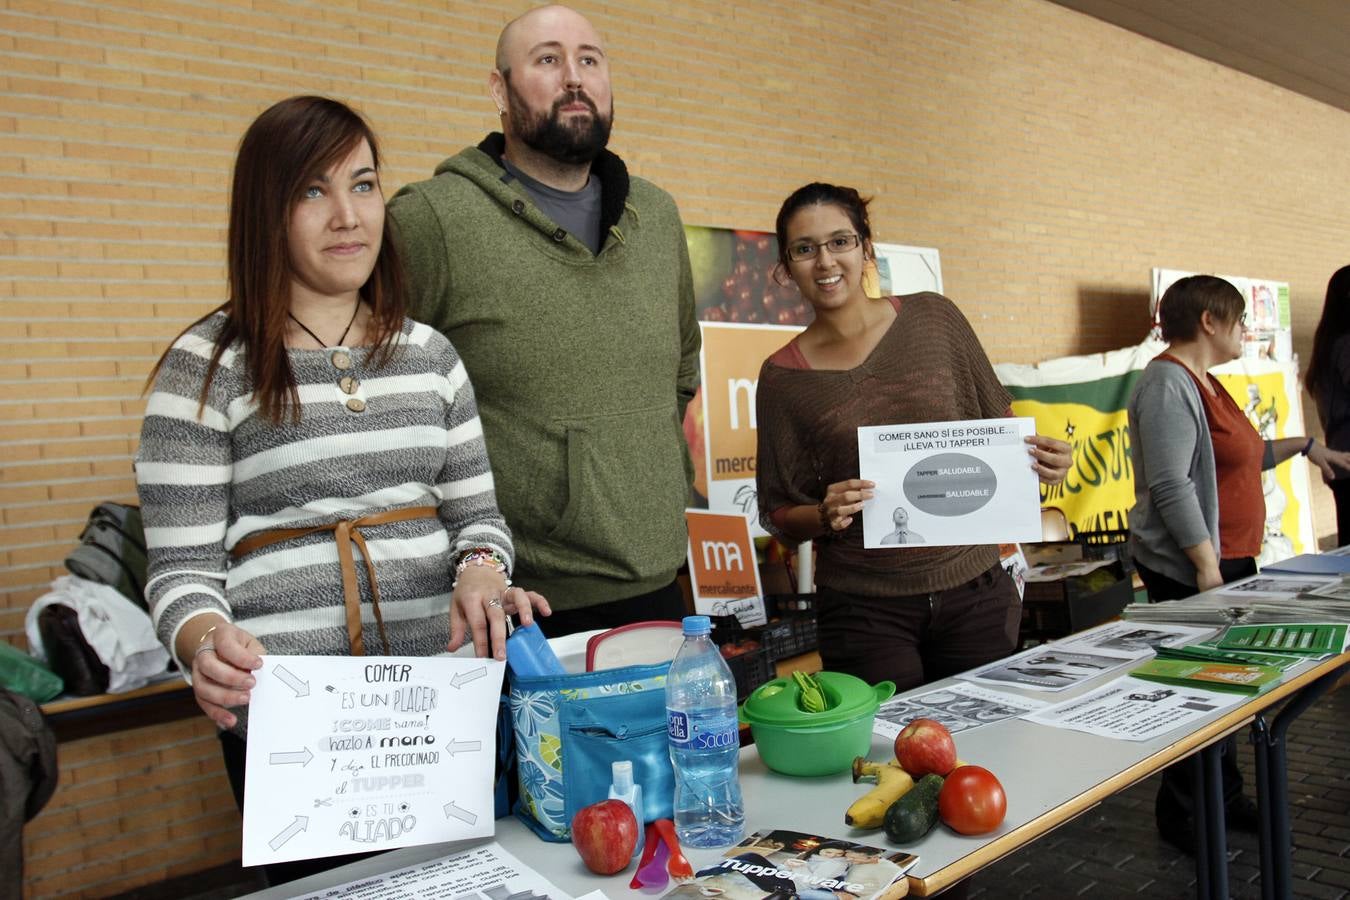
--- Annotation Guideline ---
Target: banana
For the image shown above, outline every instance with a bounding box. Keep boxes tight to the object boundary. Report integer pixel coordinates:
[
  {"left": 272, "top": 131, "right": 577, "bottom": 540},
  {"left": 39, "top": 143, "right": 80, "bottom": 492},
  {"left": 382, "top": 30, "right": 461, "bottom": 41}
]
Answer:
[{"left": 845, "top": 756, "right": 915, "bottom": 829}]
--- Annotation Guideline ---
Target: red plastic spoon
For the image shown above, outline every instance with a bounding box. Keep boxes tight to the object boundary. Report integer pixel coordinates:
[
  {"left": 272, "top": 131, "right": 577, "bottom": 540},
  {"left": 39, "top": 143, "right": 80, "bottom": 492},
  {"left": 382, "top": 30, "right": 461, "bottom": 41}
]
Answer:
[{"left": 654, "top": 818, "right": 695, "bottom": 881}]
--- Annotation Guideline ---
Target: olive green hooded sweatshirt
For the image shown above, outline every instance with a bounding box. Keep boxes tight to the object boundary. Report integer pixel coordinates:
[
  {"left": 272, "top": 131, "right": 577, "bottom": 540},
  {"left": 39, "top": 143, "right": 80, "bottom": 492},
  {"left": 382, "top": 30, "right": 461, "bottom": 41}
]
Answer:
[{"left": 388, "top": 134, "right": 700, "bottom": 609}]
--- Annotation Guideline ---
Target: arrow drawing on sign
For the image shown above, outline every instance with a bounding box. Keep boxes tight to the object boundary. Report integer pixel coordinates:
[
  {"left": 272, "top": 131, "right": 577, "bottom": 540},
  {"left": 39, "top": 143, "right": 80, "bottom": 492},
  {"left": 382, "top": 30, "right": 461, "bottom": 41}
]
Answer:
[
  {"left": 443, "top": 739, "right": 482, "bottom": 756},
  {"left": 450, "top": 667, "right": 487, "bottom": 689},
  {"left": 444, "top": 802, "right": 477, "bottom": 825},
  {"left": 272, "top": 664, "right": 310, "bottom": 697},
  {"left": 269, "top": 748, "right": 314, "bottom": 767},
  {"left": 268, "top": 816, "right": 309, "bottom": 851}
]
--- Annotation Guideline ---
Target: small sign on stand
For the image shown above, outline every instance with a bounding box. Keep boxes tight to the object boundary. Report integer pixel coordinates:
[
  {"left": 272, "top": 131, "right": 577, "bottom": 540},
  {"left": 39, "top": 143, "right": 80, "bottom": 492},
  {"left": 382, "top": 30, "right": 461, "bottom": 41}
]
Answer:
[{"left": 685, "top": 509, "right": 766, "bottom": 627}]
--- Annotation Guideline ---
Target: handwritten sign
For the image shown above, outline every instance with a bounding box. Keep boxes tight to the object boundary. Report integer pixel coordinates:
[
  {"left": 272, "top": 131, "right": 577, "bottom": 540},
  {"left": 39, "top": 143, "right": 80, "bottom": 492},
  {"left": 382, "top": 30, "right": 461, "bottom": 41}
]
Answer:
[
  {"left": 857, "top": 417, "right": 1042, "bottom": 548},
  {"left": 242, "top": 656, "right": 505, "bottom": 866}
]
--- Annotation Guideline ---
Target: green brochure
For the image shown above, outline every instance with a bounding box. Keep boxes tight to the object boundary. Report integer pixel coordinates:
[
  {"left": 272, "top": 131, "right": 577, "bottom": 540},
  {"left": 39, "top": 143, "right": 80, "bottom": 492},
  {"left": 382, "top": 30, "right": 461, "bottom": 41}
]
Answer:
[
  {"left": 1216, "top": 623, "right": 1348, "bottom": 656},
  {"left": 1154, "top": 641, "right": 1304, "bottom": 671},
  {"left": 1129, "top": 658, "right": 1284, "bottom": 695}
]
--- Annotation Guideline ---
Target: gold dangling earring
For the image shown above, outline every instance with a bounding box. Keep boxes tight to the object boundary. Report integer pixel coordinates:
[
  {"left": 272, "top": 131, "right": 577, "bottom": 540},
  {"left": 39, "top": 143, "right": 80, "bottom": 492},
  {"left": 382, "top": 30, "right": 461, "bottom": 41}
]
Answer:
[{"left": 862, "top": 253, "right": 882, "bottom": 299}]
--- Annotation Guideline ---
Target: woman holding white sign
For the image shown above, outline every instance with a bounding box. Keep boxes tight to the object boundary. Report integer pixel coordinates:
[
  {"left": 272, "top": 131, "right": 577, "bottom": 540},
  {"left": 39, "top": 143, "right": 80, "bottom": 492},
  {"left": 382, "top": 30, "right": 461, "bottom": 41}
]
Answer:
[
  {"left": 136, "top": 96, "right": 548, "bottom": 883},
  {"left": 754, "top": 182, "right": 1071, "bottom": 693}
]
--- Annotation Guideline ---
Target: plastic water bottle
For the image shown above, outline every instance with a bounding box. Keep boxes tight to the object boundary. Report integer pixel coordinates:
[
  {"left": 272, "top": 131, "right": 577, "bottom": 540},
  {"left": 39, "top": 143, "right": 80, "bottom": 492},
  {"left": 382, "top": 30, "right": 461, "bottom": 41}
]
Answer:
[{"left": 666, "top": 615, "right": 744, "bottom": 848}]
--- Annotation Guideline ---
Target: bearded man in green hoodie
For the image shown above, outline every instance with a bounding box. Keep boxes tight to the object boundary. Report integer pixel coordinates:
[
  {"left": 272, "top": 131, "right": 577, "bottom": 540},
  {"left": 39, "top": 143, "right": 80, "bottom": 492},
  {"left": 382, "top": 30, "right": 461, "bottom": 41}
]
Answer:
[{"left": 389, "top": 5, "right": 700, "bottom": 644}]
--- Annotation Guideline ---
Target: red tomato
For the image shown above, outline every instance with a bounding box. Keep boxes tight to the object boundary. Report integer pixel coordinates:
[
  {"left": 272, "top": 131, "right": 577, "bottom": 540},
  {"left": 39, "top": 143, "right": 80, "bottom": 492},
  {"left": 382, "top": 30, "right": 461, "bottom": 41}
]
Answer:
[{"left": 938, "top": 766, "right": 1007, "bottom": 835}]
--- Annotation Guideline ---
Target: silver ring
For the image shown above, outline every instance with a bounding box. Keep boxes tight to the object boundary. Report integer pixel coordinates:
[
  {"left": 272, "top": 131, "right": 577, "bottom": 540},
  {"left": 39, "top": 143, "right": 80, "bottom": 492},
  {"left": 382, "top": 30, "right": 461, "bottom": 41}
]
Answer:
[
  {"left": 197, "top": 645, "right": 217, "bottom": 656},
  {"left": 487, "top": 597, "right": 503, "bottom": 609}
]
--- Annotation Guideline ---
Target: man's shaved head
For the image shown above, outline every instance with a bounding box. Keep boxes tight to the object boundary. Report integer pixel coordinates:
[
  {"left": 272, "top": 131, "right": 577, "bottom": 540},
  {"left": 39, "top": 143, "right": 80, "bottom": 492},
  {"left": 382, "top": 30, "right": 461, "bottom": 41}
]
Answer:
[{"left": 495, "top": 5, "right": 604, "bottom": 76}]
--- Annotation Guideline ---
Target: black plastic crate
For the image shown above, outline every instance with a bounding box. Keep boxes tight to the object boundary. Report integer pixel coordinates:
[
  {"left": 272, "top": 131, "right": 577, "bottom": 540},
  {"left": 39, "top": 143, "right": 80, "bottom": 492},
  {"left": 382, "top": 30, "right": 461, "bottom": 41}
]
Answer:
[
  {"left": 712, "top": 600, "right": 819, "bottom": 661},
  {"left": 756, "top": 620, "right": 796, "bottom": 661},
  {"left": 708, "top": 613, "right": 746, "bottom": 646},
  {"left": 723, "top": 646, "right": 774, "bottom": 700},
  {"left": 783, "top": 612, "right": 818, "bottom": 656}
]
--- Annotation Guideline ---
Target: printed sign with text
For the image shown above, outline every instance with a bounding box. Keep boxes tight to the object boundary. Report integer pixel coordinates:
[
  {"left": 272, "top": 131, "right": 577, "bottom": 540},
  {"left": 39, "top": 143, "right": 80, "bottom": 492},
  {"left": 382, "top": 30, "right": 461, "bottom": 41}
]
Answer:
[
  {"left": 857, "top": 417, "right": 1042, "bottom": 548},
  {"left": 686, "top": 509, "right": 766, "bottom": 627}
]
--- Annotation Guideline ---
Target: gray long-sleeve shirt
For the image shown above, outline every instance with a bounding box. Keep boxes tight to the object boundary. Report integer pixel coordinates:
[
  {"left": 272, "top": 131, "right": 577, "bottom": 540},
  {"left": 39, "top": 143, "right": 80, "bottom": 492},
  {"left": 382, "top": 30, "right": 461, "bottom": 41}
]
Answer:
[{"left": 1128, "top": 358, "right": 1221, "bottom": 587}]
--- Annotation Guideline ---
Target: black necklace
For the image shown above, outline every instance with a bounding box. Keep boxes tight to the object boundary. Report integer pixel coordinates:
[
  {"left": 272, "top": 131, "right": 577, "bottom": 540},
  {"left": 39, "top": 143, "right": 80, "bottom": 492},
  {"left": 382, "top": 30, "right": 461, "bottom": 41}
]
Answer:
[{"left": 288, "top": 302, "right": 360, "bottom": 349}]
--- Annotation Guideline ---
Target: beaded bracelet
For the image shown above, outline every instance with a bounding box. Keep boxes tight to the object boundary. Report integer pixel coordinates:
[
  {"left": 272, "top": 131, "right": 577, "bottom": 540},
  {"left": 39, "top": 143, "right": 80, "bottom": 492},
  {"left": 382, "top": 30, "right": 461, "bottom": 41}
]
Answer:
[
  {"left": 817, "top": 501, "right": 835, "bottom": 539},
  {"left": 453, "top": 547, "right": 511, "bottom": 588}
]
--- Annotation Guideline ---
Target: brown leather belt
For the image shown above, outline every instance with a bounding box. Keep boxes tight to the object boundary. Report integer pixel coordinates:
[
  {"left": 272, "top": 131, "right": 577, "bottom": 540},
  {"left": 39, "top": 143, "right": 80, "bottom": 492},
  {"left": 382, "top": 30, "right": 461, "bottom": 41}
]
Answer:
[{"left": 230, "top": 506, "right": 439, "bottom": 656}]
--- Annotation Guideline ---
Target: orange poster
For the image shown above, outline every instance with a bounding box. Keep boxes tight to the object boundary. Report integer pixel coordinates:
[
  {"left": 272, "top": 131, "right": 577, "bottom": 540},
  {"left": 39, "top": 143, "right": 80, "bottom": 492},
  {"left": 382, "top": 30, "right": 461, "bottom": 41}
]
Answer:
[
  {"left": 685, "top": 509, "right": 766, "bottom": 626},
  {"left": 696, "top": 323, "right": 802, "bottom": 531}
]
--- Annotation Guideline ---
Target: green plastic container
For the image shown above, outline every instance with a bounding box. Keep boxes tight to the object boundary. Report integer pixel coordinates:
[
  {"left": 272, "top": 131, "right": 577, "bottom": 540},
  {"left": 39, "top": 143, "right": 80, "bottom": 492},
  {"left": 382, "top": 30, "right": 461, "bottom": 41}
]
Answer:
[{"left": 739, "top": 672, "right": 895, "bottom": 777}]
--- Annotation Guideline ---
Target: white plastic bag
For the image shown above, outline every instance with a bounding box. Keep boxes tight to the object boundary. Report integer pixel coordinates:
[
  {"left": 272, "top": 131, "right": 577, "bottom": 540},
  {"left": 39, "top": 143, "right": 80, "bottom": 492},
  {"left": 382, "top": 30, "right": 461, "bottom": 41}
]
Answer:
[{"left": 25, "top": 575, "right": 170, "bottom": 693}]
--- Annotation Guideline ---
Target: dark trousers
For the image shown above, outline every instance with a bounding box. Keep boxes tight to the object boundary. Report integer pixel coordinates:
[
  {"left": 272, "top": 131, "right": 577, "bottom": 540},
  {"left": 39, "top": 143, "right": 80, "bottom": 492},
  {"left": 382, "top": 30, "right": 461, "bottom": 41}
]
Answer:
[
  {"left": 1333, "top": 479, "right": 1350, "bottom": 546},
  {"left": 1135, "top": 557, "right": 1256, "bottom": 823},
  {"left": 219, "top": 730, "right": 385, "bottom": 887},
  {"left": 533, "top": 579, "right": 689, "bottom": 638},
  {"left": 816, "top": 564, "right": 1020, "bottom": 693}
]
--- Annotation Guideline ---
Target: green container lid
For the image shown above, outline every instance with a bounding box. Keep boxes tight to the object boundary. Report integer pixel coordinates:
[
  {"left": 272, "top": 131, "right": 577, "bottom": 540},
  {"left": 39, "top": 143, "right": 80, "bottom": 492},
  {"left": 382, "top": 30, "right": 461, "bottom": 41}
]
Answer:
[{"left": 739, "top": 671, "right": 895, "bottom": 727}]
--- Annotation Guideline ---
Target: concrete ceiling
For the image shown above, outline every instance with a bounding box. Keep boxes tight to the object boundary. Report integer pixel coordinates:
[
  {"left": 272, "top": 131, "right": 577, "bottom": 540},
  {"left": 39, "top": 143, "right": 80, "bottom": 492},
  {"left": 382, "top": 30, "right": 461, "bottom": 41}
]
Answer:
[{"left": 1046, "top": 0, "right": 1350, "bottom": 115}]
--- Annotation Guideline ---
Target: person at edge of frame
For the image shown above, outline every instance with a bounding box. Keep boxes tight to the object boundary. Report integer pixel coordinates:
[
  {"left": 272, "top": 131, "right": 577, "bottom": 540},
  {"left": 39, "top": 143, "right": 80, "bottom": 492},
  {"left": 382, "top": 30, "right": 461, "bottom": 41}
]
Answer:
[{"left": 1129, "top": 273, "right": 1350, "bottom": 853}]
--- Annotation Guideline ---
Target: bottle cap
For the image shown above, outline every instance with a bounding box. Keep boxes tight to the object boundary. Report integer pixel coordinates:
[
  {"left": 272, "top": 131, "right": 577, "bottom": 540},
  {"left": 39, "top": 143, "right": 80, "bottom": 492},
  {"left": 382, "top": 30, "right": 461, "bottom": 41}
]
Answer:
[
  {"left": 682, "top": 615, "right": 712, "bottom": 636},
  {"left": 611, "top": 759, "right": 633, "bottom": 792}
]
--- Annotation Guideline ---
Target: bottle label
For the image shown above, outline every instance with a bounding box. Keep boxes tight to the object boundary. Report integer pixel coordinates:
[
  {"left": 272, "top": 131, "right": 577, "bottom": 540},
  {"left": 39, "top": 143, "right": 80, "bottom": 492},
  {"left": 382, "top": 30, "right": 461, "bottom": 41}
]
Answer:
[{"left": 667, "top": 708, "right": 737, "bottom": 751}]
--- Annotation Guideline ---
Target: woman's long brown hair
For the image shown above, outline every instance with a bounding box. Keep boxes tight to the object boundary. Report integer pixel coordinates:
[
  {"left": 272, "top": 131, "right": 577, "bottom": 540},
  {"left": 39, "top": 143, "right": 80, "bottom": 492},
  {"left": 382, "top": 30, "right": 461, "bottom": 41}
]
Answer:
[{"left": 146, "top": 95, "right": 408, "bottom": 424}]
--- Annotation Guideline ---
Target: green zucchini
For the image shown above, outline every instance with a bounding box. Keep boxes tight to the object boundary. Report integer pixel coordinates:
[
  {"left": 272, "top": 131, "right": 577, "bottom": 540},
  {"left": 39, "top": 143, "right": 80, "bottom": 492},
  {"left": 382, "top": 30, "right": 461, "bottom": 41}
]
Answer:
[{"left": 883, "top": 773, "right": 944, "bottom": 844}]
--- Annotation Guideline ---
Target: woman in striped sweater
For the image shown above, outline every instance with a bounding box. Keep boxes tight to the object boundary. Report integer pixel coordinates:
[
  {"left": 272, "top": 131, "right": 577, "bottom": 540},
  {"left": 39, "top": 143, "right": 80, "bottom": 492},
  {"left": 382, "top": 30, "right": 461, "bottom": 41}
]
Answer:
[{"left": 136, "top": 97, "right": 548, "bottom": 752}]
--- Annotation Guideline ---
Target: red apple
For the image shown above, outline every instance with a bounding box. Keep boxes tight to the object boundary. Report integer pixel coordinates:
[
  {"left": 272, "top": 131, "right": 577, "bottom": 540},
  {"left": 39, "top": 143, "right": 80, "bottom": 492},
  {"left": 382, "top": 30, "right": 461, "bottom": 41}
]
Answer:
[
  {"left": 571, "top": 799, "right": 639, "bottom": 875},
  {"left": 894, "top": 718, "right": 958, "bottom": 777}
]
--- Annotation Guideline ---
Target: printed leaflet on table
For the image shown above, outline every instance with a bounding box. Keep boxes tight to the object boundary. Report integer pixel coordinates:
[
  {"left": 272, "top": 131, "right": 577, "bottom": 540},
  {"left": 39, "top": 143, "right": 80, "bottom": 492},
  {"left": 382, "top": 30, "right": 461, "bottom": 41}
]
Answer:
[
  {"left": 872, "top": 682, "right": 1048, "bottom": 740},
  {"left": 1022, "top": 675, "right": 1246, "bottom": 741},
  {"left": 961, "top": 622, "right": 1215, "bottom": 692},
  {"left": 287, "top": 840, "right": 571, "bottom": 900}
]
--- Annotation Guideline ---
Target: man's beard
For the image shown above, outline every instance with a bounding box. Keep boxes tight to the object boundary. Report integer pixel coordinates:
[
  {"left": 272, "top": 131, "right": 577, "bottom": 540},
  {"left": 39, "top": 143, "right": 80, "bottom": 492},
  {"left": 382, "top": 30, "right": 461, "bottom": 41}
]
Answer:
[{"left": 506, "top": 83, "right": 613, "bottom": 165}]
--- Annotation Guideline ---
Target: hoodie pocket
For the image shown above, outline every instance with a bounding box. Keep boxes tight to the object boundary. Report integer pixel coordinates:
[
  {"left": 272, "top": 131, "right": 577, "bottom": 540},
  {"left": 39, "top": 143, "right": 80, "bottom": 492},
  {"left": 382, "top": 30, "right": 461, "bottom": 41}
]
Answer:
[{"left": 541, "top": 403, "right": 689, "bottom": 579}]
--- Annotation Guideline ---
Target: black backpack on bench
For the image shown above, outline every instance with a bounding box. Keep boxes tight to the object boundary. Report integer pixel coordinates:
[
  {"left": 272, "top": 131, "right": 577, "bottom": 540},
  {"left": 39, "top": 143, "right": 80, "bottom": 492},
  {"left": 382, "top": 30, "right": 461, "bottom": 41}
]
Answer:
[{"left": 63, "top": 502, "right": 149, "bottom": 612}]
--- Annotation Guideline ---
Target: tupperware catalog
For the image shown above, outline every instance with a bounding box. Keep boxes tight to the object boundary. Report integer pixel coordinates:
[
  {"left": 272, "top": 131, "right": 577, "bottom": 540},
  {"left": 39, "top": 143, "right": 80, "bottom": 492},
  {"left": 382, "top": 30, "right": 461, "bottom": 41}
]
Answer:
[{"left": 663, "top": 829, "right": 918, "bottom": 900}]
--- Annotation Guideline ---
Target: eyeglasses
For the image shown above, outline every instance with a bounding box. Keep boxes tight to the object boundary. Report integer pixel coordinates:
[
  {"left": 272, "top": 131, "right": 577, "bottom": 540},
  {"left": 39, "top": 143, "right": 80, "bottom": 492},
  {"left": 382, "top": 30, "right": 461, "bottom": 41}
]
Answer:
[{"left": 786, "top": 233, "right": 861, "bottom": 262}]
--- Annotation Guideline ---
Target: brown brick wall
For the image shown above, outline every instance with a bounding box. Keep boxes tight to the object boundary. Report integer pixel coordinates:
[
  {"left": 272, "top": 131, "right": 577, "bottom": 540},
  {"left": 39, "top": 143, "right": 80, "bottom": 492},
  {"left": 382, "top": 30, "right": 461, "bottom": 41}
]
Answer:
[
  {"left": 22, "top": 717, "right": 239, "bottom": 898},
  {"left": 7, "top": 0, "right": 1350, "bottom": 894}
]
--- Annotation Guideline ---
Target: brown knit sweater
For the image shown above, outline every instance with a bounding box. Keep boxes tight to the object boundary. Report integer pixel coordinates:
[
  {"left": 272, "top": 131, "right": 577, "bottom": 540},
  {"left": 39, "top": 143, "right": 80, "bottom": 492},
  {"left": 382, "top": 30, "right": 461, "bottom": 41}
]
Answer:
[{"left": 755, "top": 293, "right": 1013, "bottom": 596}]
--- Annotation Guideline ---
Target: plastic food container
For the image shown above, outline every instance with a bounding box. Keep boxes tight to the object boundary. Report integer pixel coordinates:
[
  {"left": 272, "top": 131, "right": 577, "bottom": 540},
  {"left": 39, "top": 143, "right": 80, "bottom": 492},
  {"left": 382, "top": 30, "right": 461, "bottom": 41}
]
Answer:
[{"left": 739, "top": 672, "right": 895, "bottom": 777}]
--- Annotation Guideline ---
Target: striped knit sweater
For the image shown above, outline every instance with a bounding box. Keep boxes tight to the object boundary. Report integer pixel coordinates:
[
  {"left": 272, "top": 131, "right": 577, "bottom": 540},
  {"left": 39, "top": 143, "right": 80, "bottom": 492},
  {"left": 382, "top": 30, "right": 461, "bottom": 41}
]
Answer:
[{"left": 136, "top": 313, "right": 512, "bottom": 671}]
